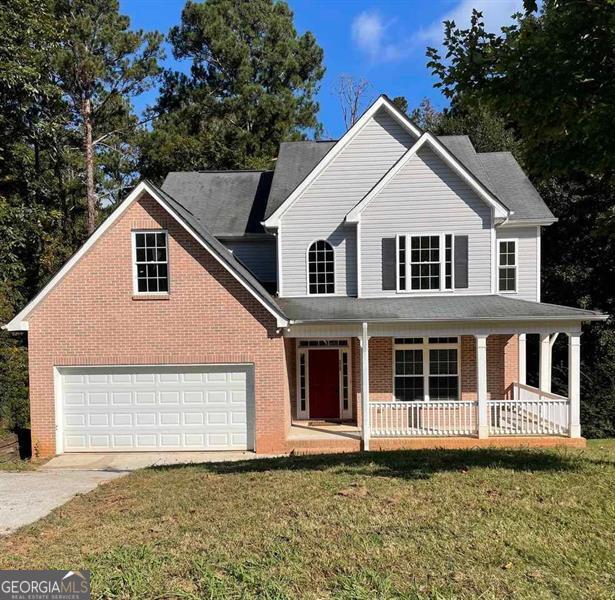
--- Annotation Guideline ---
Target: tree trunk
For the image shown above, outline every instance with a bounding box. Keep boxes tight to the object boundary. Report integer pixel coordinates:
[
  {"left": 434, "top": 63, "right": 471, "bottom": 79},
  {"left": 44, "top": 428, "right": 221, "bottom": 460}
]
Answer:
[{"left": 82, "top": 97, "right": 96, "bottom": 235}]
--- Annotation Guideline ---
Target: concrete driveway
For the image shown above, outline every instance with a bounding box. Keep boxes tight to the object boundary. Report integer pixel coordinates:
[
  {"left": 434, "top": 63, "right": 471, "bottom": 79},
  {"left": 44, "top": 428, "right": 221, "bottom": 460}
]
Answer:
[
  {"left": 0, "top": 470, "right": 124, "bottom": 535},
  {"left": 1, "top": 451, "right": 272, "bottom": 535}
]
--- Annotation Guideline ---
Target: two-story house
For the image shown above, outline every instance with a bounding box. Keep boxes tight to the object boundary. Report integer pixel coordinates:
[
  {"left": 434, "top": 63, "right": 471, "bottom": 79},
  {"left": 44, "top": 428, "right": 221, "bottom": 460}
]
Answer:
[{"left": 5, "top": 95, "right": 607, "bottom": 457}]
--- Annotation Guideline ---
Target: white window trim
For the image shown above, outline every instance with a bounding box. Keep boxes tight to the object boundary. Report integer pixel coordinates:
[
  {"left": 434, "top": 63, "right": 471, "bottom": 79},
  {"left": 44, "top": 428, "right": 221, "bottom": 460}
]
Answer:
[
  {"left": 392, "top": 337, "right": 460, "bottom": 402},
  {"left": 305, "top": 239, "right": 336, "bottom": 296},
  {"left": 396, "top": 233, "right": 455, "bottom": 294},
  {"left": 132, "top": 229, "right": 170, "bottom": 296},
  {"left": 497, "top": 237, "right": 518, "bottom": 294},
  {"left": 295, "top": 339, "right": 352, "bottom": 420}
]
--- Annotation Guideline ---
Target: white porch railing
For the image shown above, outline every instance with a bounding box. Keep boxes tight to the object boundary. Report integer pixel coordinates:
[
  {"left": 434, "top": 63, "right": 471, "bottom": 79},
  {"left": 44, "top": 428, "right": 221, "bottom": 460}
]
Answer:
[
  {"left": 488, "top": 383, "right": 569, "bottom": 436},
  {"left": 370, "top": 400, "right": 478, "bottom": 437},
  {"left": 369, "top": 384, "right": 570, "bottom": 438}
]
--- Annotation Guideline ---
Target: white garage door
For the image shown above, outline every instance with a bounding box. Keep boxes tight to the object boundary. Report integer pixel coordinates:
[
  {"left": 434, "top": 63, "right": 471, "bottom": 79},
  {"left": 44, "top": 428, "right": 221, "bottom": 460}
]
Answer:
[{"left": 58, "top": 365, "right": 253, "bottom": 452}]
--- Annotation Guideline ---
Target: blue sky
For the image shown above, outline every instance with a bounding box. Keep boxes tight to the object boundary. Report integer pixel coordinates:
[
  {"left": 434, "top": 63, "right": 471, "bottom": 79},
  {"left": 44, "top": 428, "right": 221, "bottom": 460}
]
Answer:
[{"left": 120, "top": 0, "right": 525, "bottom": 139}]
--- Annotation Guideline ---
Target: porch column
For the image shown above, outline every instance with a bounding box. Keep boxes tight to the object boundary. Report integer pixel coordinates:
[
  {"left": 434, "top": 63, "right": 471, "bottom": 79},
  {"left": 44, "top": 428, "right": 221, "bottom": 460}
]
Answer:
[
  {"left": 360, "top": 322, "right": 370, "bottom": 450},
  {"left": 568, "top": 332, "right": 581, "bottom": 438},
  {"left": 539, "top": 333, "right": 552, "bottom": 394},
  {"left": 518, "top": 333, "right": 527, "bottom": 386},
  {"left": 475, "top": 334, "right": 489, "bottom": 439}
]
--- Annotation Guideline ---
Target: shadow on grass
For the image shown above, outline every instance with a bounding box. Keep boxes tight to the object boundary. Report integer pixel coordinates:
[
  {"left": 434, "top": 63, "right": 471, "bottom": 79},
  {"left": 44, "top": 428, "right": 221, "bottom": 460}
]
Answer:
[{"left": 149, "top": 447, "right": 585, "bottom": 481}]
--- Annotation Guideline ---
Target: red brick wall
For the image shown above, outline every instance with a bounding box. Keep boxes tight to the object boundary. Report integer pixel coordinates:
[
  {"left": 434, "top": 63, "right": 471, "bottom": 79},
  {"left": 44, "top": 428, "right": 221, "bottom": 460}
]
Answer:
[
  {"left": 26, "top": 192, "right": 290, "bottom": 457},
  {"left": 460, "top": 334, "right": 518, "bottom": 400}
]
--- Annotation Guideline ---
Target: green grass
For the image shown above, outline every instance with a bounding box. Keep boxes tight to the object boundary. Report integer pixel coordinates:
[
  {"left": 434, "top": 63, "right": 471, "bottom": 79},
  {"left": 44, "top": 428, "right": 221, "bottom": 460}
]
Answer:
[
  {"left": 1, "top": 442, "right": 614, "bottom": 599},
  {"left": 0, "top": 455, "right": 36, "bottom": 471}
]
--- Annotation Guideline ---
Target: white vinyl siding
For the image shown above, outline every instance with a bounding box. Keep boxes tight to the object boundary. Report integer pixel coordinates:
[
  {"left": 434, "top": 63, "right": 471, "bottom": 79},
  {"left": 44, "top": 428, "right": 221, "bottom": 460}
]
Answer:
[
  {"left": 496, "top": 226, "right": 540, "bottom": 301},
  {"left": 279, "top": 108, "right": 417, "bottom": 297},
  {"left": 361, "top": 147, "right": 493, "bottom": 296},
  {"left": 223, "top": 238, "right": 276, "bottom": 284}
]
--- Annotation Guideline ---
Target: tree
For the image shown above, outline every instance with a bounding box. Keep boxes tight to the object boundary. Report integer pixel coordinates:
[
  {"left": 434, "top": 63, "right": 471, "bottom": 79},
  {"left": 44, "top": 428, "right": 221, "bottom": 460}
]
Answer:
[
  {"left": 139, "top": 0, "right": 324, "bottom": 180},
  {"left": 426, "top": 0, "right": 615, "bottom": 436},
  {"left": 53, "top": 0, "right": 163, "bottom": 233},
  {"left": 335, "top": 75, "right": 371, "bottom": 131},
  {"left": 390, "top": 96, "right": 408, "bottom": 115}
]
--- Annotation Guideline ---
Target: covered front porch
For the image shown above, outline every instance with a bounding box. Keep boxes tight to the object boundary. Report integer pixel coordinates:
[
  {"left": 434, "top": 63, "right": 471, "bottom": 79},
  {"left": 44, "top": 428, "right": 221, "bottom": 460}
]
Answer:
[{"left": 279, "top": 295, "right": 605, "bottom": 452}]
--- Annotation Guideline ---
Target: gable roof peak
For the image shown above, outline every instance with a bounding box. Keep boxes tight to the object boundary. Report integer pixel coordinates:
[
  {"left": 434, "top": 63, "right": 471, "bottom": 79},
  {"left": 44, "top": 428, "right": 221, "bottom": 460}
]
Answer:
[{"left": 262, "top": 93, "right": 423, "bottom": 228}]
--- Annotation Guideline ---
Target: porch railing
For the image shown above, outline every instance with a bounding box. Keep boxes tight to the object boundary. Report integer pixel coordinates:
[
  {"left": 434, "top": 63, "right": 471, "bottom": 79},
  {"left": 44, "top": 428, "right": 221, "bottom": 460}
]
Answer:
[
  {"left": 488, "top": 383, "right": 569, "bottom": 436},
  {"left": 369, "top": 383, "right": 570, "bottom": 438},
  {"left": 370, "top": 400, "right": 478, "bottom": 437}
]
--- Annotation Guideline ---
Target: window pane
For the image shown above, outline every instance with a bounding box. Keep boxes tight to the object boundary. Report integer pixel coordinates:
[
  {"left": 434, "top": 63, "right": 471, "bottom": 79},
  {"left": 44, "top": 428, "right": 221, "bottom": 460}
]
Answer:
[
  {"left": 499, "top": 267, "right": 516, "bottom": 291},
  {"left": 395, "top": 377, "right": 424, "bottom": 401},
  {"left": 429, "top": 349, "right": 458, "bottom": 375},
  {"left": 308, "top": 240, "right": 334, "bottom": 295},
  {"left": 410, "top": 235, "right": 440, "bottom": 290},
  {"left": 428, "top": 337, "right": 458, "bottom": 344},
  {"left": 394, "top": 338, "right": 423, "bottom": 345},
  {"left": 134, "top": 231, "right": 169, "bottom": 293},
  {"left": 395, "top": 349, "right": 423, "bottom": 376},
  {"left": 429, "top": 376, "right": 459, "bottom": 400}
]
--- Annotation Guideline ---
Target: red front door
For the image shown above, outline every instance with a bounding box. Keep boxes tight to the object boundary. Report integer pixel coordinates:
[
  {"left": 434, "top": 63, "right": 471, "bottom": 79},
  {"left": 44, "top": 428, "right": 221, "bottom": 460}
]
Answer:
[{"left": 308, "top": 349, "right": 340, "bottom": 419}]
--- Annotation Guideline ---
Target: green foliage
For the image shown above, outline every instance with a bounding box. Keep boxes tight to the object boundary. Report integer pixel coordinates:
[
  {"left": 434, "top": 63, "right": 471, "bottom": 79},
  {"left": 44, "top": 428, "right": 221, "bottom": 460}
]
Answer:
[
  {"left": 426, "top": 0, "right": 615, "bottom": 436},
  {"left": 139, "top": 0, "right": 325, "bottom": 180}
]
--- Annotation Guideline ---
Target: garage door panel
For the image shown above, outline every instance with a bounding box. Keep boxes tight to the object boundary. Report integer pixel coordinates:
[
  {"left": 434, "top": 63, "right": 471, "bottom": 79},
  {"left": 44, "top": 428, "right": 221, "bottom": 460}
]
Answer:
[{"left": 60, "top": 365, "right": 252, "bottom": 452}]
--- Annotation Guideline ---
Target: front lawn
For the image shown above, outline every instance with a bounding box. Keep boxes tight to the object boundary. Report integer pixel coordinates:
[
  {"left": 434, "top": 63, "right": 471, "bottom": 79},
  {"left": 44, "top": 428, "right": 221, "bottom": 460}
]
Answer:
[{"left": 1, "top": 441, "right": 614, "bottom": 599}]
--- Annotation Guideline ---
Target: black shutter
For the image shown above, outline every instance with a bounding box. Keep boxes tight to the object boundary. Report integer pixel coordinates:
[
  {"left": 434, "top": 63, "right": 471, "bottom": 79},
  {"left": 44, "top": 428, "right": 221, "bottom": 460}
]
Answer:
[
  {"left": 454, "top": 236, "right": 469, "bottom": 288},
  {"left": 382, "top": 237, "right": 396, "bottom": 291}
]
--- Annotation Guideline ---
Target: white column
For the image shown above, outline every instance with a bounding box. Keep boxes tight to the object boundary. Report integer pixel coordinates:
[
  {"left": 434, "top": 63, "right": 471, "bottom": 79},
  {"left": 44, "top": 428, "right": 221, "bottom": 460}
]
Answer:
[
  {"left": 518, "top": 333, "right": 527, "bottom": 386},
  {"left": 568, "top": 332, "right": 581, "bottom": 438},
  {"left": 475, "top": 334, "right": 489, "bottom": 439},
  {"left": 360, "top": 322, "right": 370, "bottom": 450},
  {"left": 539, "top": 333, "right": 552, "bottom": 394}
]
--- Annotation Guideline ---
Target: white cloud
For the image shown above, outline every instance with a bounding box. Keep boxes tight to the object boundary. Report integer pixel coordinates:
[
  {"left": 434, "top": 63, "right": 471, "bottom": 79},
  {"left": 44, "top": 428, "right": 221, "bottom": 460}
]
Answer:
[
  {"left": 417, "top": 0, "right": 526, "bottom": 48},
  {"left": 351, "top": 11, "right": 409, "bottom": 63}
]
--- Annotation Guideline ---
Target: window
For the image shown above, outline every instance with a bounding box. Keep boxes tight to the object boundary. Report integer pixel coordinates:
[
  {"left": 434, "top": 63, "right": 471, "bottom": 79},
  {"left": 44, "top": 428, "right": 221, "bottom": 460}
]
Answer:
[
  {"left": 397, "top": 234, "right": 454, "bottom": 292},
  {"left": 134, "top": 231, "right": 168, "bottom": 293},
  {"left": 498, "top": 239, "right": 517, "bottom": 292},
  {"left": 394, "top": 348, "right": 424, "bottom": 401},
  {"left": 428, "top": 348, "right": 459, "bottom": 400},
  {"left": 394, "top": 337, "right": 459, "bottom": 402},
  {"left": 299, "top": 353, "right": 307, "bottom": 412},
  {"left": 308, "top": 240, "right": 335, "bottom": 294},
  {"left": 342, "top": 352, "right": 349, "bottom": 411},
  {"left": 299, "top": 339, "right": 348, "bottom": 347}
]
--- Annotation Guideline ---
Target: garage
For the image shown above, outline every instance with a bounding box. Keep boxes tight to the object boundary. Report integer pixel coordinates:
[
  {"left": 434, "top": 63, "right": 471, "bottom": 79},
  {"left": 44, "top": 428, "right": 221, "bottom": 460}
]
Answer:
[{"left": 57, "top": 365, "right": 254, "bottom": 452}]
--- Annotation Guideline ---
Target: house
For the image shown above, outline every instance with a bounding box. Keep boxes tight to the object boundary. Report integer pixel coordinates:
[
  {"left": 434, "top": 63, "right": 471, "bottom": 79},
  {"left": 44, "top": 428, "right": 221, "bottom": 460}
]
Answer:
[{"left": 4, "top": 95, "right": 607, "bottom": 457}]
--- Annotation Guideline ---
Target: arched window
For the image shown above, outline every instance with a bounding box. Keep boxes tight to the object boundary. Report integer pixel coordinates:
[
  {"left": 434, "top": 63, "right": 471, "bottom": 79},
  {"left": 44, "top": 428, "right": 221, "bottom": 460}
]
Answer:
[{"left": 308, "top": 240, "right": 335, "bottom": 294}]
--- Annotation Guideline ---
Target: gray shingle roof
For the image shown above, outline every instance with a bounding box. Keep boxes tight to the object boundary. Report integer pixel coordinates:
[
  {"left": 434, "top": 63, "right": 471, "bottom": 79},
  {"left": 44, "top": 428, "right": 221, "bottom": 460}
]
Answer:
[
  {"left": 162, "top": 170, "right": 273, "bottom": 236},
  {"left": 277, "top": 295, "right": 606, "bottom": 323},
  {"left": 477, "top": 152, "right": 555, "bottom": 222},
  {"left": 438, "top": 137, "right": 555, "bottom": 223},
  {"left": 148, "top": 181, "right": 285, "bottom": 322},
  {"left": 160, "top": 133, "right": 554, "bottom": 235},
  {"left": 264, "top": 140, "right": 336, "bottom": 219}
]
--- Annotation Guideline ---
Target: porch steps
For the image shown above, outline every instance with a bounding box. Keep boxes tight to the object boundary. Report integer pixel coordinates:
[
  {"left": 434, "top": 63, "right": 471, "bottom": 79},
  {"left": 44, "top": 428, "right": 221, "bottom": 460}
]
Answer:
[{"left": 286, "top": 437, "right": 361, "bottom": 455}]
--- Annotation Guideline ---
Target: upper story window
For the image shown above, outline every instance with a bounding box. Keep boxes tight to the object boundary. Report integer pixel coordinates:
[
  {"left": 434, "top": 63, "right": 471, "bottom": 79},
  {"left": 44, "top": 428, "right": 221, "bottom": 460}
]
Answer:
[
  {"left": 397, "top": 234, "right": 454, "bottom": 292},
  {"left": 308, "top": 240, "right": 335, "bottom": 295},
  {"left": 498, "top": 239, "right": 517, "bottom": 293},
  {"left": 133, "top": 231, "right": 169, "bottom": 294}
]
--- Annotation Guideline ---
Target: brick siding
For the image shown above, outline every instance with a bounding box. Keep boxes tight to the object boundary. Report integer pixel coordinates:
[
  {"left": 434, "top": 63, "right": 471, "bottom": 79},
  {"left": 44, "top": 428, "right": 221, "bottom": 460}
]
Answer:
[{"left": 26, "top": 192, "right": 290, "bottom": 457}]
